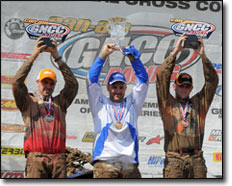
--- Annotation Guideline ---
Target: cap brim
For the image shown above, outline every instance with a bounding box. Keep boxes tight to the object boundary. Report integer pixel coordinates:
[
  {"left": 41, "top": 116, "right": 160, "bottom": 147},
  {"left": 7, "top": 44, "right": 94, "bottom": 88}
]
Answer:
[
  {"left": 180, "top": 81, "right": 192, "bottom": 85},
  {"left": 40, "top": 77, "right": 56, "bottom": 82},
  {"left": 109, "top": 80, "right": 127, "bottom": 85}
]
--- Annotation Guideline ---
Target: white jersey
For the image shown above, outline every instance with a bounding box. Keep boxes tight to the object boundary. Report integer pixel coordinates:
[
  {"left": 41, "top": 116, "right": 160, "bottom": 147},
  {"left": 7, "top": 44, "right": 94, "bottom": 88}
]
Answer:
[{"left": 87, "top": 80, "right": 148, "bottom": 164}]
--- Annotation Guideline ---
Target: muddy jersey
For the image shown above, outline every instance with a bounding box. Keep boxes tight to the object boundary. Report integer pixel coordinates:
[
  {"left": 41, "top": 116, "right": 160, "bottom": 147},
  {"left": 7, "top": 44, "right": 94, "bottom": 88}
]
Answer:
[
  {"left": 156, "top": 54, "right": 218, "bottom": 152},
  {"left": 87, "top": 56, "right": 148, "bottom": 164},
  {"left": 12, "top": 60, "right": 78, "bottom": 157}
]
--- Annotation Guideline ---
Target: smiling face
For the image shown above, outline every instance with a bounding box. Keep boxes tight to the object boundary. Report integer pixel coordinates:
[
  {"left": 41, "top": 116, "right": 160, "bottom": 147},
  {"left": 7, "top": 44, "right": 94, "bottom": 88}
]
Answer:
[
  {"left": 174, "top": 83, "right": 193, "bottom": 100},
  {"left": 36, "top": 78, "right": 56, "bottom": 97},
  {"left": 107, "top": 81, "right": 127, "bottom": 102}
]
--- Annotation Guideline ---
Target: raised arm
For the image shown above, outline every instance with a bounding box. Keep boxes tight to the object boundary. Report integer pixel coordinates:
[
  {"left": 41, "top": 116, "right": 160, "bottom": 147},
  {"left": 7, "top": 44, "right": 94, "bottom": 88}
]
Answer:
[
  {"left": 156, "top": 34, "right": 187, "bottom": 112},
  {"left": 12, "top": 37, "right": 49, "bottom": 112},
  {"left": 121, "top": 45, "right": 149, "bottom": 114},
  {"left": 50, "top": 40, "right": 78, "bottom": 111},
  {"left": 87, "top": 44, "right": 118, "bottom": 116},
  {"left": 193, "top": 36, "right": 219, "bottom": 112}
]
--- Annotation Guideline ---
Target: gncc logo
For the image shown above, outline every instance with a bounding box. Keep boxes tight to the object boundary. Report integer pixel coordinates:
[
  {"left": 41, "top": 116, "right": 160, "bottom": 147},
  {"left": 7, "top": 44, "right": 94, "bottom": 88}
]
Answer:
[{"left": 53, "top": 24, "right": 199, "bottom": 84}]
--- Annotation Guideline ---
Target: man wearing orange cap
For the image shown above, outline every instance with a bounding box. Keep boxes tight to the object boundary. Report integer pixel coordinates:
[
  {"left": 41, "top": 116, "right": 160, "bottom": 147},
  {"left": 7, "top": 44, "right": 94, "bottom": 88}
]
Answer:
[
  {"left": 12, "top": 37, "right": 78, "bottom": 178},
  {"left": 156, "top": 35, "right": 218, "bottom": 178}
]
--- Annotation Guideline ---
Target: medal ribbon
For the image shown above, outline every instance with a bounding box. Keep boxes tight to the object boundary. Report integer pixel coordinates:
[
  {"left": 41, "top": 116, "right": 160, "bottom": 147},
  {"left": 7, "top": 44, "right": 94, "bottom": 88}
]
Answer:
[
  {"left": 47, "top": 96, "right": 52, "bottom": 115},
  {"left": 39, "top": 94, "right": 52, "bottom": 115},
  {"left": 179, "top": 101, "right": 189, "bottom": 121},
  {"left": 112, "top": 103, "right": 124, "bottom": 123}
]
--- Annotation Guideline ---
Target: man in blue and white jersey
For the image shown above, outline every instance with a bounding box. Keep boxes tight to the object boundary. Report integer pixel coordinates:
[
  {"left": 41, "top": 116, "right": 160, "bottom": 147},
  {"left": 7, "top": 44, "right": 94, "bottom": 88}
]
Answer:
[{"left": 86, "top": 43, "right": 148, "bottom": 178}]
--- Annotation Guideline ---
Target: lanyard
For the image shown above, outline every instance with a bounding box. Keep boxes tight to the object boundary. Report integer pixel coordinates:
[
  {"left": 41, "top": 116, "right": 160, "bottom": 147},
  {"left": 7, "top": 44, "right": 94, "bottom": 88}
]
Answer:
[
  {"left": 39, "top": 94, "right": 52, "bottom": 115},
  {"left": 179, "top": 101, "right": 189, "bottom": 121},
  {"left": 112, "top": 103, "right": 124, "bottom": 123}
]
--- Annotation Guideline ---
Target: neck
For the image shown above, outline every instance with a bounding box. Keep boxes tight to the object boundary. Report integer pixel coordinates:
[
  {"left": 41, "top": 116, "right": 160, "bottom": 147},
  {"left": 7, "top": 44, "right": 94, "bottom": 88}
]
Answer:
[
  {"left": 177, "top": 97, "right": 189, "bottom": 106},
  {"left": 37, "top": 92, "right": 51, "bottom": 101}
]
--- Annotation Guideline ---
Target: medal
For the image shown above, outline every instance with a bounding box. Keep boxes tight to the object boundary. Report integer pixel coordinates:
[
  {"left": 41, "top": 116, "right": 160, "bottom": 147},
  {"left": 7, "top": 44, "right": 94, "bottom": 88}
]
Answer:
[
  {"left": 45, "top": 115, "right": 54, "bottom": 122},
  {"left": 112, "top": 103, "right": 125, "bottom": 130},
  {"left": 39, "top": 94, "right": 54, "bottom": 123},
  {"left": 182, "top": 120, "right": 189, "bottom": 128},
  {"left": 114, "top": 122, "right": 123, "bottom": 130},
  {"left": 179, "top": 100, "right": 190, "bottom": 128}
]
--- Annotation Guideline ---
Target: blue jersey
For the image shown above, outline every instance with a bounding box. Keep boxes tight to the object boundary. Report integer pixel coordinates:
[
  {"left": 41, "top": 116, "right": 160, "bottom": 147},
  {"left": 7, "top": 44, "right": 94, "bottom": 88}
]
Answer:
[{"left": 87, "top": 56, "right": 148, "bottom": 164}]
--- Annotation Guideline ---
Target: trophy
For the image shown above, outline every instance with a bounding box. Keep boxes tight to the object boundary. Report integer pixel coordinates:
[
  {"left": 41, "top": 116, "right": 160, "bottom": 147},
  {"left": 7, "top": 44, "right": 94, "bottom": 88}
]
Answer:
[
  {"left": 107, "top": 17, "right": 129, "bottom": 48},
  {"left": 183, "top": 34, "right": 200, "bottom": 49}
]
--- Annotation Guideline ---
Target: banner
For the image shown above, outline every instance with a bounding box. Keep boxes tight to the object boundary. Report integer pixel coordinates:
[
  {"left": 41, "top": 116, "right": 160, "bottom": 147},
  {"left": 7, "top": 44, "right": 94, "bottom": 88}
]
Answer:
[{"left": 1, "top": 1, "right": 222, "bottom": 178}]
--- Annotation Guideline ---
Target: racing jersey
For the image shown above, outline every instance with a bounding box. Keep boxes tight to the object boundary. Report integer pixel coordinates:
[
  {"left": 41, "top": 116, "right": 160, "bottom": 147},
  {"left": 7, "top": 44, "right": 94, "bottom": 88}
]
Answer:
[
  {"left": 156, "top": 54, "right": 218, "bottom": 152},
  {"left": 87, "top": 56, "right": 148, "bottom": 164},
  {"left": 12, "top": 59, "right": 78, "bottom": 157}
]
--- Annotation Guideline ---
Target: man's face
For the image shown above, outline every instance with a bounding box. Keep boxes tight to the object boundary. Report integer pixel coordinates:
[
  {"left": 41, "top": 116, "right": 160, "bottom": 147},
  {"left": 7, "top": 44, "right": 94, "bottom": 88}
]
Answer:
[
  {"left": 107, "top": 81, "right": 127, "bottom": 102},
  {"left": 36, "top": 78, "right": 56, "bottom": 97},
  {"left": 175, "top": 83, "right": 193, "bottom": 100}
]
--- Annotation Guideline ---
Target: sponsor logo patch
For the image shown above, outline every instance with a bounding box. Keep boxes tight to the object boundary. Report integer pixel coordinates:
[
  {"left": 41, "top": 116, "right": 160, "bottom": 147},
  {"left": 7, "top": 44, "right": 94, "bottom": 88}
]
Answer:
[
  {"left": 1, "top": 147, "right": 24, "bottom": 156},
  {"left": 1, "top": 123, "right": 25, "bottom": 133},
  {"left": 213, "top": 152, "right": 222, "bottom": 162},
  {"left": 25, "top": 20, "right": 70, "bottom": 42},
  {"left": 171, "top": 19, "right": 216, "bottom": 39},
  {"left": 1, "top": 99, "right": 18, "bottom": 111}
]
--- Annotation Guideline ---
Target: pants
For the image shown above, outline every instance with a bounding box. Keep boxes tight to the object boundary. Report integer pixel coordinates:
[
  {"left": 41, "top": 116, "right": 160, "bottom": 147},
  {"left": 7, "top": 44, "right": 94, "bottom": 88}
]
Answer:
[
  {"left": 25, "top": 152, "right": 67, "bottom": 178},
  {"left": 163, "top": 151, "right": 207, "bottom": 178},
  {"left": 93, "top": 160, "right": 141, "bottom": 178}
]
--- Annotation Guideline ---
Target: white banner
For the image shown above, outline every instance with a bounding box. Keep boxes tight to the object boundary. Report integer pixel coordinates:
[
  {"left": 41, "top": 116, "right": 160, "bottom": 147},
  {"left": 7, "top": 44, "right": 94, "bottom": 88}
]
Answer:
[{"left": 1, "top": 1, "right": 222, "bottom": 178}]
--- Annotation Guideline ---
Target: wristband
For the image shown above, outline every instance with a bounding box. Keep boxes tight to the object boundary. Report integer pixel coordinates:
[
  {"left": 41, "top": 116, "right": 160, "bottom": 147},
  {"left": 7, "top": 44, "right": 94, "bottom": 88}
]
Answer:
[
  {"left": 122, "top": 45, "right": 141, "bottom": 60},
  {"left": 54, "top": 56, "right": 62, "bottom": 62}
]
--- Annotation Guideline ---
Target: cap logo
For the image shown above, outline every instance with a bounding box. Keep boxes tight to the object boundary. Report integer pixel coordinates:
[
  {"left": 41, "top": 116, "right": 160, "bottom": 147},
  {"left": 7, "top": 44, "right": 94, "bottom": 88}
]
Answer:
[
  {"left": 43, "top": 71, "right": 52, "bottom": 75},
  {"left": 114, "top": 74, "right": 123, "bottom": 78},
  {"left": 182, "top": 74, "right": 190, "bottom": 79}
]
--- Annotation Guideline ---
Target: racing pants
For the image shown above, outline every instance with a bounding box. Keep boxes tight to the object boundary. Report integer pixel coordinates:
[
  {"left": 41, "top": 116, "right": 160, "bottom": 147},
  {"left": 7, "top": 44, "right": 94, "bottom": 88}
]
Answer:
[
  {"left": 25, "top": 152, "right": 67, "bottom": 178},
  {"left": 163, "top": 150, "right": 207, "bottom": 178},
  {"left": 93, "top": 160, "right": 141, "bottom": 178}
]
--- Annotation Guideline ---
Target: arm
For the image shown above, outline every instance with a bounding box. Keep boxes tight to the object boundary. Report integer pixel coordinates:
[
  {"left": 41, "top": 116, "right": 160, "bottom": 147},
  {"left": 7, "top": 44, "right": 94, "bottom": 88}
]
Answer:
[
  {"left": 156, "top": 34, "right": 187, "bottom": 112},
  {"left": 121, "top": 46, "right": 149, "bottom": 114},
  {"left": 87, "top": 44, "right": 117, "bottom": 116},
  {"left": 193, "top": 36, "right": 219, "bottom": 112},
  {"left": 50, "top": 40, "right": 78, "bottom": 111},
  {"left": 88, "top": 44, "right": 117, "bottom": 84},
  {"left": 12, "top": 37, "right": 48, "bottom": 112}
]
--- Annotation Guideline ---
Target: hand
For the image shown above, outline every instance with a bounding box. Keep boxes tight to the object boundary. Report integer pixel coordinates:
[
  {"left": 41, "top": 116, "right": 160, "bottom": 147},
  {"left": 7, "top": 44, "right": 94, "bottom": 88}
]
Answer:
[
  {"left": 195, "top": 36, "right": 206, "bottom": 58},
  {"left": 171, "top": 34, "right": 187, "bottom": 57},
  {"left": 120, "top": 45, "right": 138, "bottom": 61},
  {"left": 99, "top": 44, "right": 118, "bottom": 59},
  {"left": 31, "top": 37, "right": 48, "bottom": 56}
]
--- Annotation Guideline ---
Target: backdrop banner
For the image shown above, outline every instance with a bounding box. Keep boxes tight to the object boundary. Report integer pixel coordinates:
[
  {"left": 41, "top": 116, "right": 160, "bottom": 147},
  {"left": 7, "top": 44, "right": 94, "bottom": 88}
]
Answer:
[{"left": 1, "top": 1, "right": 222, "bottom": 178}]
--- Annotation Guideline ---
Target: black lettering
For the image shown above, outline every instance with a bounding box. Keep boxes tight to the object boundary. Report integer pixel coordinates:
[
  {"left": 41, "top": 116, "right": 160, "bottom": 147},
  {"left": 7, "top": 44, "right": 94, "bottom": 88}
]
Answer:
[
  {"left": 166, "top": 1, "right": 178, "bottom": 8},
  {"left": 179, "top": 1, "right": 190, "bottom": 9},
  {"left": 152, "top": 1, "right": 165, "bottom": 7},
  {"left": 108, "top": 1, "right": 119, "bottom": 3},
  {"left": 196, "top": 1, "right": 208, "bottom": 11},
  {"left": 80, "top": 107, "right": 90, "bottom": 113},
  {"left": 139, "top": 1, "right": 151, "bottom": 6},
  {"left": 209, "top": 1, "right": 221, "bottom": 12},
  {"left": 74, "top": 98, "right": 89, "bottom": 104},
  {"left": 80, "top": 107, "right": 87, "bottom": 113},
  {"left": 14, "top": 148, "right": 20, "bottom": 155},
  {"left": 93, "top": 1, "right": 119, "bottom": 2},
  {"left": 8, "top": 148, "right": 14, "bottom": 154},
  {"left": 143, "top": 110, "right": 150, "bottom": 116},
  {"left": 20, "top": 149, "right": 24, "bottom": 155},
  {"left": 125, "top": 1, "right": 138, "bottom": 5},
  {"left": 212, "top": 108, "right": 218, "bottom": 114},
  {"left": 1, "top": 148, "right": 7, "bottom": 154}
]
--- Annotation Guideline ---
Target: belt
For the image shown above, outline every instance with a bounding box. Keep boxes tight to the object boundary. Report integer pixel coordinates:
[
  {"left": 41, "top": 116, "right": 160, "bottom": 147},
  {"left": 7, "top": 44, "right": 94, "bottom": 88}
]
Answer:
[{"left": 169, "top": 148, "right": 199, "bottom": 154}]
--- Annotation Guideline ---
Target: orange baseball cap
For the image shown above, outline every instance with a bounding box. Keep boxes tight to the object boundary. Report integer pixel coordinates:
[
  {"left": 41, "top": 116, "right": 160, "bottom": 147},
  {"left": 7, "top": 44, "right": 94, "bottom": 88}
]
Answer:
[{"left": 37, "top": 68, "right": 56, "bottom": 82}]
